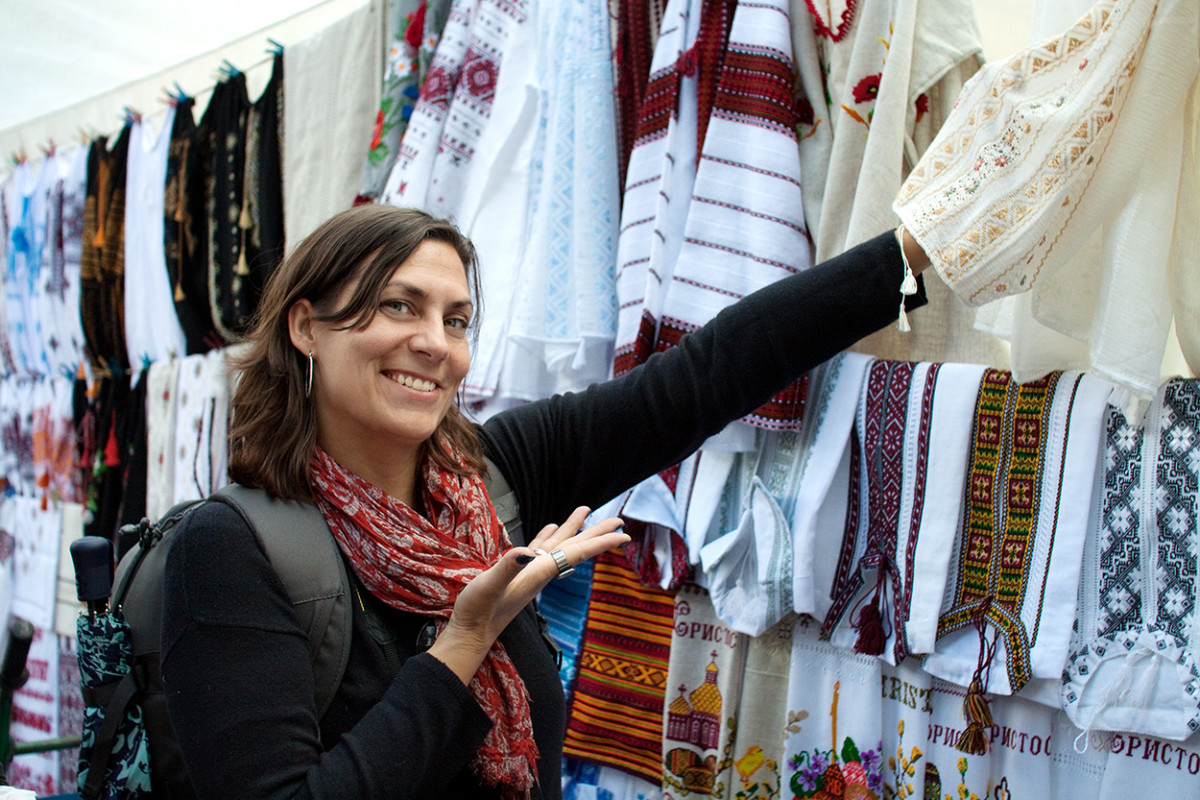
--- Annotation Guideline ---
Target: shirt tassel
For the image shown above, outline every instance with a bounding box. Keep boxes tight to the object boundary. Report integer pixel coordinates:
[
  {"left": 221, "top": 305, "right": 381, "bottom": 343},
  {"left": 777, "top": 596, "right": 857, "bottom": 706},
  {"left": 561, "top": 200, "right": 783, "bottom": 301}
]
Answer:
[
  {"left": 956, "top": 597, "right": 996, "bottom": 755},
  {"left": 852, "top": 580, "right": 888, "bottom": 656},
  {"left": 957, "top": 678, "right": 993, "bottom": 756},
  {"left": 895, "top": 224, "right": 918, "bottom": 332}
]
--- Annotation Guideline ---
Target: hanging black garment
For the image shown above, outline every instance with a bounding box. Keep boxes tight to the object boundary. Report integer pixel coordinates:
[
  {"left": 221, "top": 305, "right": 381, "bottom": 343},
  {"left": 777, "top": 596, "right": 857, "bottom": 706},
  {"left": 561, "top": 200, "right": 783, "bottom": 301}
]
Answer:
[
  {"left": 100, "top": 125, "right": 132, "bottom": 373},
  {"left": 198, "top": 74, "right": 251, "bottom": 342},
  {"left": 117, "top": 369, "right": 149, "bottom": 531},
  {"left": 79, "top": 135, "right": 110, "bottom": 373},
  {"left": 165, "top": 97, "right": 222, "bottom": 354},
  {"left": 83, "top": 376, "right": 128, "bottom": 542},
  {"left": 243, "top": 51, "right": 286, "bottom": 314}
]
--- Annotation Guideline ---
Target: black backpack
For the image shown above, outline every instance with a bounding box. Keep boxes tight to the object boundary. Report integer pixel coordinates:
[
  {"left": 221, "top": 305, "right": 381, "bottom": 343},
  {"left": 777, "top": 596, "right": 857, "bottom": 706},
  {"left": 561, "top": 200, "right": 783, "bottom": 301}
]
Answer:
[{"left": 79, "top": 462, "right": 528, "bottom": 800}]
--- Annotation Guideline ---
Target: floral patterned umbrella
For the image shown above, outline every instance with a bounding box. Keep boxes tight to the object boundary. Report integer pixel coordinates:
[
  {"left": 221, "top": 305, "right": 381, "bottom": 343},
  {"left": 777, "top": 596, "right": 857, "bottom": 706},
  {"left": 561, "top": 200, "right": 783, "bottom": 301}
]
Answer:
[{"left": 75, "top": 608, "right": 151, "bottom": 800}]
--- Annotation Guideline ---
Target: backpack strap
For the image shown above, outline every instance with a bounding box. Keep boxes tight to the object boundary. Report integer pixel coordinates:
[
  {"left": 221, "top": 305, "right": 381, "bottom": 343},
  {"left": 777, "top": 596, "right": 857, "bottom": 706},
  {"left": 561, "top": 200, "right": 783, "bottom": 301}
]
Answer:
[
  {"left": 483, "top": 458, "right": 561, "bottom": 668},
  {"left": 484, "top": 456, "right": 524, "bottom": 546},
  {"left": 210, "top": 485, "right": 352, "bottom": 720},
  {"left": 212, "top": 461, "right": 533, "bottom": 716}
]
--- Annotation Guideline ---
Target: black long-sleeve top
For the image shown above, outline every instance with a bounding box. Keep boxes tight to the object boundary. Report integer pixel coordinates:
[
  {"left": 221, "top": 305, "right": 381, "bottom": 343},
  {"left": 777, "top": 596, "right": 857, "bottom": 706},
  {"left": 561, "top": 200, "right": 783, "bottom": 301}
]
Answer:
[{"left": 161, "top": 231, "right": 922, "bottom": 799}]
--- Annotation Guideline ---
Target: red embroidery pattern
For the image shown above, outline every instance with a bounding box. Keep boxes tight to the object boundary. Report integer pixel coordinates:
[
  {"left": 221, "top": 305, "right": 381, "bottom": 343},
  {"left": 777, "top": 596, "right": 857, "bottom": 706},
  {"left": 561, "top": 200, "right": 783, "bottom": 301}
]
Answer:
[{"left": 803, "top": 0, "right": 858, "bottom": 42}]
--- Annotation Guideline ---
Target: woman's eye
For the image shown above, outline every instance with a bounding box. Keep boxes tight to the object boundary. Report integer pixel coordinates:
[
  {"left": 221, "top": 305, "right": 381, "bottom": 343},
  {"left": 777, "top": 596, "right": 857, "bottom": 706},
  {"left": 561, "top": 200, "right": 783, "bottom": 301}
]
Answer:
[
  {"left": 384, "top": 299, "right": 413, "bottom": 314},
  {"left": 446, "top": 317, "right": 470, "bottom": 331}
]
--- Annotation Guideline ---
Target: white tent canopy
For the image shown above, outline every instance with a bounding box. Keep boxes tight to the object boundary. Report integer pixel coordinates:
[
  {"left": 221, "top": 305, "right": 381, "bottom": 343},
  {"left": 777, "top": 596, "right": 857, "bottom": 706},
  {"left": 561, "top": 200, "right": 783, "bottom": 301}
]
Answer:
[
  {"left": 0, "top": 0, "right": 371, "bottom": 157},
  {"left": 0, "top": 0, "right": 1037, "bottom": 162}
]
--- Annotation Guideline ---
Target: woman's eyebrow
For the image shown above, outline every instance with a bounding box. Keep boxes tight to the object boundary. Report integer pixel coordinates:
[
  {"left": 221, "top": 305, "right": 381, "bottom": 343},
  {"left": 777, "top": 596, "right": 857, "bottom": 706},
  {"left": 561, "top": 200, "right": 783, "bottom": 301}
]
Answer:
[{"left": 385, "top": 279, "right": 474, "bottom": 312}]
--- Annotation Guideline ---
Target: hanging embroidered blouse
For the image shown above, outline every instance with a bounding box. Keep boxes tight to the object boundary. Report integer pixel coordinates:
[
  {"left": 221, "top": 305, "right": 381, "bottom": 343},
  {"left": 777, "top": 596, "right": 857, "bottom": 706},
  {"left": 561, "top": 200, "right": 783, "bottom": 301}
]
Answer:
[
  {"left": 4, "top": 159, "right": 48, "bottom": 377},
  {"left": 0, "top": 170, "right": 17, "bottom": 378},
  {"left": 380, "top": 0, "right": 476, "bottom": 209},
  {"left": 44, "top": 143, "right": 89, "bottom": 380},
  {"left": 924, "top": 368, "right": 1110, "bottom": 752},
  {"left": 792, "top": 0, "right": 1001, "bottom": 367},
  {"left": 358, "top": 0, "right": 451, "bottom": 201},
  {"left": 820, "top": 360, "right": 986, "bottom": 665},
  {"left": 124, "top": 109, "right": 188, "bottom": 375},
  {"left": 78, "top": 136, "right": 110, "bottom": 375},
  {"left": 242, "top": 51, "right": 286, "bottom": 321},
  {"left": 495, "top": 0, "right": 620, "bottom": 405},
  {"left": 200, "top": 74, "right": 251, "bottom": 343},
  {"left": 164, "top": 96, "right": 220, "bottom": 355},
  {"left": 101, "top": 125, "right": 132, "bottom": 375},
  {"left": 1063, "top": 378, "right": 1200, "bottom": 742},
  {"left": 894, "top": 0, "right": 1200, "bottom": 417}
]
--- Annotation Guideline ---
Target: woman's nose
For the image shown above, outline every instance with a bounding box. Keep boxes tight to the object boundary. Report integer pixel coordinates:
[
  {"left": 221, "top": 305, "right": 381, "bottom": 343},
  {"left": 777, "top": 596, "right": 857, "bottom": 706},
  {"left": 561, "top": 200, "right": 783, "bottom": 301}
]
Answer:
[{"left": 409, "top": 318, "right": 450, "bottom": 360}]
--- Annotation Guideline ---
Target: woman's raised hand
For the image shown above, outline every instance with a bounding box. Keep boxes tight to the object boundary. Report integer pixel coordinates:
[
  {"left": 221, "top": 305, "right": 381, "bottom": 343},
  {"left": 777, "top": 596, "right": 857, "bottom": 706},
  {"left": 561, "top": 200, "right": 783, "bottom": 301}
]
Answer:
[{"left": 427, "top": 508, "right": 627, "bottom": 685}]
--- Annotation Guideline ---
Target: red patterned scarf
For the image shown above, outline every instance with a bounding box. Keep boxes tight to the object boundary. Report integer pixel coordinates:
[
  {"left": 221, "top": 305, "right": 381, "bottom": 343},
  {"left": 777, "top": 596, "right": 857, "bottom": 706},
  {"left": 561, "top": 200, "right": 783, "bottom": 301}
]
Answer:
[{"left": 310, "top": 446, "right": 538, "bottom": 796}]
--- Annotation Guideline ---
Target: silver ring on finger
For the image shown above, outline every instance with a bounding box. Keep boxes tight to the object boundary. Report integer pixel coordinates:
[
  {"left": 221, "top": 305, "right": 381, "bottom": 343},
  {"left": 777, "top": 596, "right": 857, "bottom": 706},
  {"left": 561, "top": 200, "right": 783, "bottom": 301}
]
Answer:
[{"left": 550, "top": 548, "right": 575, "bottom": 579}]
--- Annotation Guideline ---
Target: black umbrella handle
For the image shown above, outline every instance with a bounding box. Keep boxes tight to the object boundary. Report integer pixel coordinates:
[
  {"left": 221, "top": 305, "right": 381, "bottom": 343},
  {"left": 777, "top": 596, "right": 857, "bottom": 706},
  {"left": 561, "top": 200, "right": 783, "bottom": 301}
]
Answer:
[
  {"left": 70, "top": 536, "right": 114, "bottom": 617},
  {"left": 0, "top": 619, "right": 32, "bottom": 692}
]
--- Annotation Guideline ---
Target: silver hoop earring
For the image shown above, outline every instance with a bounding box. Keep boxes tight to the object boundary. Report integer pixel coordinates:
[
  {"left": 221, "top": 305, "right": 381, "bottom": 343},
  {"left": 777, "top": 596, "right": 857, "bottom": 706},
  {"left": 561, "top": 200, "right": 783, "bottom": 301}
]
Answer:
[{"left": 306, "top": 352, "right": 314, "bottom": 397}]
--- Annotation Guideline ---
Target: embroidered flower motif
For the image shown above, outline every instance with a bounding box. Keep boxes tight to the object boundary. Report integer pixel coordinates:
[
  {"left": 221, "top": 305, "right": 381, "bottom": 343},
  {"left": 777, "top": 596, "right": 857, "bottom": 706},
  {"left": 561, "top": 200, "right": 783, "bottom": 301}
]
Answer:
[
  {"left": 915, "top": 93, "right": 929, "bottom": 124},
  {"left": 404, "top": 3, "right": 427, "bottom": 49},
  {"left": 852, "top": 73, "right": 882, "bottom": 104},
  {"left": 796, "top": 95, "right": 815, "bottom": 127},
  {"left": 369, "top": 110, "right": 385, "bottom": 151}
]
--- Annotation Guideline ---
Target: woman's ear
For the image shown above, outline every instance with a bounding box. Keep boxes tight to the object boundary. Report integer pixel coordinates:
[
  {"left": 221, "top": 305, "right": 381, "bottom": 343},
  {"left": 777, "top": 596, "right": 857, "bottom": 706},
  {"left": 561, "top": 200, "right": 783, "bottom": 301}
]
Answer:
[{"left": 288, "top": 299, "right": 317, "bottom": 355}]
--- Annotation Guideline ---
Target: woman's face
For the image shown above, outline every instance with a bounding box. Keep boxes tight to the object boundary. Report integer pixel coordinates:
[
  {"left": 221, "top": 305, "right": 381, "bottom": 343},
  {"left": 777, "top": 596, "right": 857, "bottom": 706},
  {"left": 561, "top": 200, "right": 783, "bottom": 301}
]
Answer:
[{"left": 304, "top": 239, "right": 473, "bottom": 469}]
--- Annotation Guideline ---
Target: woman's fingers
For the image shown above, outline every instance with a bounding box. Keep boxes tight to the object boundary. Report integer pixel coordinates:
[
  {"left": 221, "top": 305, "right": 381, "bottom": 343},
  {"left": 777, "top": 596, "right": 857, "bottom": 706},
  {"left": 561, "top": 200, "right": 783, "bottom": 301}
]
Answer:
[
  {"left": 527, "top": 505, "right": 591, "bottom": 550},
  {"left": 515, "top": 511, "right": 627, "bottom": 582}
]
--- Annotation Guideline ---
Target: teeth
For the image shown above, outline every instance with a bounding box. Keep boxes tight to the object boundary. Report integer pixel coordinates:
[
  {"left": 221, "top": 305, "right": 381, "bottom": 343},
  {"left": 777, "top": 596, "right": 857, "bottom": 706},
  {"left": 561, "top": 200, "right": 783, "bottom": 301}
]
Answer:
[{"left": 391, "top": 373, "right": 435, "bottom": 392}]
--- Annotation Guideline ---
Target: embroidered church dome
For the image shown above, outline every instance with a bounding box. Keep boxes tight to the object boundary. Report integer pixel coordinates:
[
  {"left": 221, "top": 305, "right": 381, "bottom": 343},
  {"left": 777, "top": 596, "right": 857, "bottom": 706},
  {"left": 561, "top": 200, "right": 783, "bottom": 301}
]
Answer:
[{"left": 689, "top": 658, "right": 722, "bottom": 716}]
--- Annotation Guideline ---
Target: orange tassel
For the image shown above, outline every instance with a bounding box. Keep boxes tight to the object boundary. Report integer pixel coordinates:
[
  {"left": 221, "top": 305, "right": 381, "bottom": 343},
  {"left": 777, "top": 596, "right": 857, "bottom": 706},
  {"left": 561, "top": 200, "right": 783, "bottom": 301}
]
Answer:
[
  {"left": 957, "top": 723, "right": 989, "bottom": 756},
  {"left": 956, "top": 678, "right": 992, "bottom": 755}
]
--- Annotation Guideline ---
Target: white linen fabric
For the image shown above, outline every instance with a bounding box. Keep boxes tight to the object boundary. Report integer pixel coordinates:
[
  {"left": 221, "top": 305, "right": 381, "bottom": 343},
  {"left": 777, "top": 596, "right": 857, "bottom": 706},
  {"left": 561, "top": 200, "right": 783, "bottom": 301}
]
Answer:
[{"left": 283, "top": 0, "right": 382, "bottom": 247}]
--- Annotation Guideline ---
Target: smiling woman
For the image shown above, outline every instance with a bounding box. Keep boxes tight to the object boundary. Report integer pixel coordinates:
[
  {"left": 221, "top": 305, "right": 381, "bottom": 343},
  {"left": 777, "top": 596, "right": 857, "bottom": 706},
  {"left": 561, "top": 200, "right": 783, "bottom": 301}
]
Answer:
[
  {"left": 159, "top": 203, "right": 929, "bottom": 800},
  {"left": 226, "top": 206, "right": 486, "bottom": 501}
]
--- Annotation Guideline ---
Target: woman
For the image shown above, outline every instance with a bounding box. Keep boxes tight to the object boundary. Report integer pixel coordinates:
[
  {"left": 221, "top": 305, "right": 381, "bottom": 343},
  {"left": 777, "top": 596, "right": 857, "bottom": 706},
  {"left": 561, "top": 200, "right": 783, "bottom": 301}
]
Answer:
[{"left": 161, "top": 205, "right": 929, "bottom": 799}]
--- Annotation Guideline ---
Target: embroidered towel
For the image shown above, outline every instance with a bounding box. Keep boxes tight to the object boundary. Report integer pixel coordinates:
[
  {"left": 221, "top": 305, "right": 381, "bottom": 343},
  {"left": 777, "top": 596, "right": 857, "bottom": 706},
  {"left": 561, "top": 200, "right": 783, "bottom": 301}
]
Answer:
[
  {"left": 661, "top": 584, "right": 746, "bottom": 797},
  {"left": 652, "top": 0, "right": 812, "bottom": 429},
  {"left": 563, "top": 549, "right": 675, "bottom": 783},
  {"left": 613, "top": 0, "right": 702, "bottom": 380},
  {"left": 791, "top": 352, "right": 874, "bottom": 620},
  {"left": 380, "top": 0, "right": 476, "bottom": 209}
]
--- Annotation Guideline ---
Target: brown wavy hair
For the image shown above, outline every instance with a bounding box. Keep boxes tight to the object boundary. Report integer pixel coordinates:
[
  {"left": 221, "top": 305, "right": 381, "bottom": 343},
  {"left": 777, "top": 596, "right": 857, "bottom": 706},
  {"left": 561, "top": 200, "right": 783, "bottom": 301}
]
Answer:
[{"left": 227, "top": 205, "right": 486, "bottom": 500}]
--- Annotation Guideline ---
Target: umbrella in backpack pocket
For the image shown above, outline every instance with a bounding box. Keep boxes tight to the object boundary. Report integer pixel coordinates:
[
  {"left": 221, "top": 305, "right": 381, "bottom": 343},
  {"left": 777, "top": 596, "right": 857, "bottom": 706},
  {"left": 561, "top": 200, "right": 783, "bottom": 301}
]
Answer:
[{"left": 72, "top": 535, "right": 151, "bottom": 800}]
